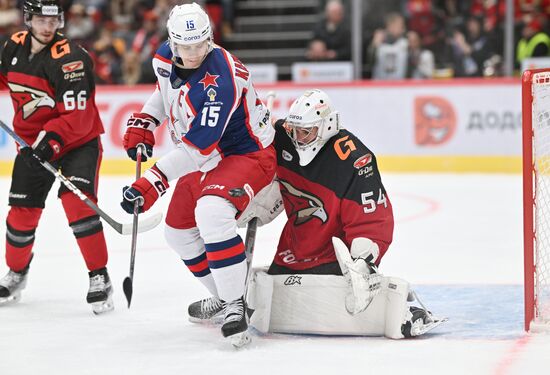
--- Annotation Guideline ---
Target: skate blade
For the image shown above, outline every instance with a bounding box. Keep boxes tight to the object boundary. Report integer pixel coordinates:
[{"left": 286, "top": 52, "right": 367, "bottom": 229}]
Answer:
[
  {"left": 189, "top": 312, "right": 225, "bottom": 325},
  {"left": 91, "top": 296, "right": 114, "bottom": 315},
  {"left": 411, "top": 317, "right": 448, "bottom": 336},
  {"left": 0, "top": 292, "right": 21, "bottom": 306},
  {"left": 228, "top": 330, "right": 251, "bottom": 348}
]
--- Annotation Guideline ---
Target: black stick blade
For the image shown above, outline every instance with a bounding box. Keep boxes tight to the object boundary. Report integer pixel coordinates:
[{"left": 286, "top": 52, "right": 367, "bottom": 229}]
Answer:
[{"left": 123, "top": 277, "right": 133, "bottom": 308}]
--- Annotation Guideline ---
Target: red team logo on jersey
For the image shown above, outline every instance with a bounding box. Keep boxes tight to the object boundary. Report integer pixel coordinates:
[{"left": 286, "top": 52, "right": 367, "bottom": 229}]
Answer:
[
  {"left": 414, "top": 96, "right": 456, "bottom": 146},
  {"left": 7, "top": 82, "right": 55, "bottom": 119},
  {"left": 279, "top": 179, "right": 328, "bottom": 225}
]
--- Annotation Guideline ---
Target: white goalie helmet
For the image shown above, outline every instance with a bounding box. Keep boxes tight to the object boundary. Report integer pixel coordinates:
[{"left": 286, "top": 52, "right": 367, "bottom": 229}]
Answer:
[
  {"left": 285, "top": 89, "right": 340, "bottom": 166},
  {"left": 166, "top": 2, "right": 213, "bottom": 58}
]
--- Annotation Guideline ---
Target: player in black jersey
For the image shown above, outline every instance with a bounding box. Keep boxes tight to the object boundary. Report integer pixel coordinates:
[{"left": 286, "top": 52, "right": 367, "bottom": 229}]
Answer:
[{"left": 0, "top": 0, "right": 113, "bottom": 314}]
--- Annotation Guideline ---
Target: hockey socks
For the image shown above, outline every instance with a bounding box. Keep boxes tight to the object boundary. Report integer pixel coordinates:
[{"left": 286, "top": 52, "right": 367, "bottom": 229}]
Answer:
[
  {"left": 61, "top": 192, "right": 108, "bottom": 271},
  {"left": 5, "top": 207, "right": 41, "bottom": 272}
]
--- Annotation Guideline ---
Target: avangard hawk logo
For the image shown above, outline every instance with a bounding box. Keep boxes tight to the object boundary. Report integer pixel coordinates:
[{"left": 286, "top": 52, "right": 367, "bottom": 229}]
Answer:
[
  {"left": 8, "top": 82, "right": 55, "bottom": 119},
  {"left": 279, "top": 179, "right": 328, "bottom": 225}
]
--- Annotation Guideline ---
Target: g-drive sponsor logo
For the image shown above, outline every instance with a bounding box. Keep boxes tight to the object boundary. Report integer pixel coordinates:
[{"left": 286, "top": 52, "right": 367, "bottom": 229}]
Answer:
[{"left": 61, "top": 60, "right": 85, "bottom": 81}]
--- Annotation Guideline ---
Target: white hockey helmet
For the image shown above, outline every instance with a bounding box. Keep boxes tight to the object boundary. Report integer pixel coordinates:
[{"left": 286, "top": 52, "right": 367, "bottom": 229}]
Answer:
[
  {"left": 166, "top": 2, "right": 213, "bottom": 58},
  {"left": 285, "top": 89, "right": 340, "bottom": 166}
]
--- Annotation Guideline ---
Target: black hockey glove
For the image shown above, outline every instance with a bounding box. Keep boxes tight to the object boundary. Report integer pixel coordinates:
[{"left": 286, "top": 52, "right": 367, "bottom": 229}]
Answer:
[{"left": 21, "top": 131, "right": 63, "bottom": 170}]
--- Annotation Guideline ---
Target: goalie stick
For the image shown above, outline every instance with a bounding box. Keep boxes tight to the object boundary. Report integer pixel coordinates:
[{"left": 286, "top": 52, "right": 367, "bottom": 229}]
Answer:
[
  {"left": 123, "top": 144, "right": 145, "bottom": 308},
  {"left": 0, "top": 120, "right": 162, "bottom": 235}
]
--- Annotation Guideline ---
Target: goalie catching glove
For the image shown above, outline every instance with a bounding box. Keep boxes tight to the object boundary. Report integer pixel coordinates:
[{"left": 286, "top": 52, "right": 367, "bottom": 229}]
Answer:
[
  {"left": 121, "top": 165, "right": 169, "bottom": 213},
  {"left": 333, "top": 237, "right": 382, "bottom": 315},
  {"left": 123, "top": 113, "right": 159, "bottom": 161}
]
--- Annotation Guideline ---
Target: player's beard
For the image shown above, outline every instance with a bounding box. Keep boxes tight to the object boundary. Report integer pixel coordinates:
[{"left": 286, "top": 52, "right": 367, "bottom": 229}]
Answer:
[{"left": 32, "top": 31, "right": 55, "bottom": 46}]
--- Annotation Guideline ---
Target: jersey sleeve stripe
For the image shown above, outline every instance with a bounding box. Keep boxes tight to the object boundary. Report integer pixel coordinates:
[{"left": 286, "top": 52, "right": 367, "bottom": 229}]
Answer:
[
  {"left": 185, "top": 86, "right": 197, "bottom": 117},
  {"left": 154, "top": 53, "right": 172, "bottom": 65}
]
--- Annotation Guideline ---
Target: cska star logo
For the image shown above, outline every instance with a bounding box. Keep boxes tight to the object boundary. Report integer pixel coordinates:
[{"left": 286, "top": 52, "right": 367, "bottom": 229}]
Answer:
[
  {"left": 199, "top": 72, "right": 219, "bottom": 90},
  {"left": 279, "top": 179, "right": 328, "bottom": 225},
  {"left": 8, "top": 82, "right": 55, "bottom": 119}
]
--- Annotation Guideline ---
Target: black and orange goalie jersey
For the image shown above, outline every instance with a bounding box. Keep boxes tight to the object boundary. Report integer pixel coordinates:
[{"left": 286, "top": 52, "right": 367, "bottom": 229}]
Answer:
[
  {"left": 0, "top": 31, "right": 103, "bottom": 156},
  {"left": 273, "top": 120, "right": 394, "bottom": 271}
]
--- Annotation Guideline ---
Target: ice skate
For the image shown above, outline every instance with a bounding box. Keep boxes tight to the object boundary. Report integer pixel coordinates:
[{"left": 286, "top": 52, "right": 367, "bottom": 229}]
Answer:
[
  {"left": 401, "top": 306, "right": 448, "bottom": 337},
  {"left": 188, "top": 296, "right": 225, "bottom": 324},
  {"left": 221, "top": 296, "right": 251, "bottom": 348},
  {"left": 87, "top": 267, "right": 114, "bottom": 315},
  {"left": 0, "top": 267, "right": 29, "bottom": 306}
]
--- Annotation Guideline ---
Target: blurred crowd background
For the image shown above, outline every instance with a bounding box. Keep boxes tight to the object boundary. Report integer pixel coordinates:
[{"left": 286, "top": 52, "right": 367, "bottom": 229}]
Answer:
[{"left": 1, "top": 0, "right": 550, "bottom": 83}]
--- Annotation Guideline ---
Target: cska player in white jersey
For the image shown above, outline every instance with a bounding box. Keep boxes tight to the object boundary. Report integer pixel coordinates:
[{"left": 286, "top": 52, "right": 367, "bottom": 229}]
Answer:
[{"left": 120, "top": 3, "right": 276, "bottom": 346}]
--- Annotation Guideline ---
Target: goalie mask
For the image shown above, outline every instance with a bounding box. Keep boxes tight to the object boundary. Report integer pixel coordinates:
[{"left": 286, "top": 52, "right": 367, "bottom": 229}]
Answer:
[
  {"left": 23, "top": 0, "right": 64, "bottom": 29},
  {"left": 166, "top": 2, "right": 213, "bottom": 68},
  {"left": 285, "top": 89, "right": 340, "bottom": 166}
]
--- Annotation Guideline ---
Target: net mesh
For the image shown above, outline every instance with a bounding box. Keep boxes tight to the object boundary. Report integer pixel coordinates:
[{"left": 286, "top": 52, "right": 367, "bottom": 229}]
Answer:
[{"left": 532, "top": 71, "right": 550, "bottom": 323}]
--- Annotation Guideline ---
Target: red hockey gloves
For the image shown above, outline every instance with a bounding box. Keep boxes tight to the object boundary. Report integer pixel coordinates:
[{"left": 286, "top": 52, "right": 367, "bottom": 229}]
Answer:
[
  {"left": 20, "top": 130, "right": 63, "bottom": 170},
  {"left": 121, "top": 165, "right": 169, "bottom": 214},
  {"left": 123, "top": 113, "right": 159, "bottom": 161}
]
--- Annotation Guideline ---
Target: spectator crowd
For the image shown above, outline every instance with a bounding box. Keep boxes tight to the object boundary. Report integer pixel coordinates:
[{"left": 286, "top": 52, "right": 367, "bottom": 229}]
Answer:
[
  {"left": 2, "top": 0, "right": 550, "bottom": 82},
  {"left": 309, "top": 0, "right": 550, "bottom": 79}
]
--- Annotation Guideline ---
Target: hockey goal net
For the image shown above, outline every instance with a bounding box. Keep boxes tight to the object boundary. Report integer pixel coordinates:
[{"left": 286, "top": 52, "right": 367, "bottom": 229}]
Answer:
[{"left": 523, "top": 69, "right": 550, "bottom": 332}]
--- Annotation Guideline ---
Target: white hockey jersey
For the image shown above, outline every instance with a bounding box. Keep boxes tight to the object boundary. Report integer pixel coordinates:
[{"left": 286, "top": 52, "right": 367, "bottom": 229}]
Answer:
[{"left": 141, "top": 41, "right": 274, "bottom": 180}]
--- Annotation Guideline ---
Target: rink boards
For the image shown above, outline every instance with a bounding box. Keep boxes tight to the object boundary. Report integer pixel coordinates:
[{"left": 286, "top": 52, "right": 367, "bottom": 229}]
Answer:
[{"left": 0, "top": 78, "right": 521, "bottom": 174}]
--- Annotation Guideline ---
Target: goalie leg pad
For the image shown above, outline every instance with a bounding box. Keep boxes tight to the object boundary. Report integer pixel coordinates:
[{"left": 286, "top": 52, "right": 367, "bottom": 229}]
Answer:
[
  {"left": 247, "top": 269, "right": 391, "bottom": 336},
  {"left": 246, "top": 267, "right": 274, "bottom": 333},
  {"left": 246, "top": 269, "right": 443, "bottom": 338}
]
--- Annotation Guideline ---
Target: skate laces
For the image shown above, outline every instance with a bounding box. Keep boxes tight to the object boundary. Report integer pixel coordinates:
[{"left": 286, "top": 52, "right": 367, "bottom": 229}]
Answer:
[
  {"left": 89, "top": 274, "right": 106, "bottom": 292},
  {"left": 224, "top": 298, "right": 244, "bottom": 323},
  {"left": 201, "top": 297, "right": 223, "bottom": 313}
]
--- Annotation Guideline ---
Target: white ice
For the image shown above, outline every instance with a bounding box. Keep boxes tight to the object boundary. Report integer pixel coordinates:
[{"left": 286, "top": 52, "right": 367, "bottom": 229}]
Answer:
[{"left": 1, "top": 173, "right": 549, "bottom": 375}]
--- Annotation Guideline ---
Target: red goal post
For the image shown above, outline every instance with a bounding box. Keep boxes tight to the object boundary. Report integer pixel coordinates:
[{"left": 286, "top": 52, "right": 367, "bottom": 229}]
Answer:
[{"left": 522, "top": 68, "right": 550, "bottom": 332}]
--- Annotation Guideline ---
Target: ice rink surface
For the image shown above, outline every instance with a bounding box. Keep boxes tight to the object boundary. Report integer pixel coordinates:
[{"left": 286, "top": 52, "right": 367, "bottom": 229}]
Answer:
[{"left": 1, "top": 173, "right": 549, "bottom": 375}]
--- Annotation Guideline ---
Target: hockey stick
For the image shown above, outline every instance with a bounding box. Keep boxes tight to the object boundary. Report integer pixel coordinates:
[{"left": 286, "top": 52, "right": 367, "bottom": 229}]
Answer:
[
  {"left": 122, "top": 144, "right": 145, "bottom": 308},
  {"left": 0, "top": 120, "right": 163, "bottom": 235}
]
